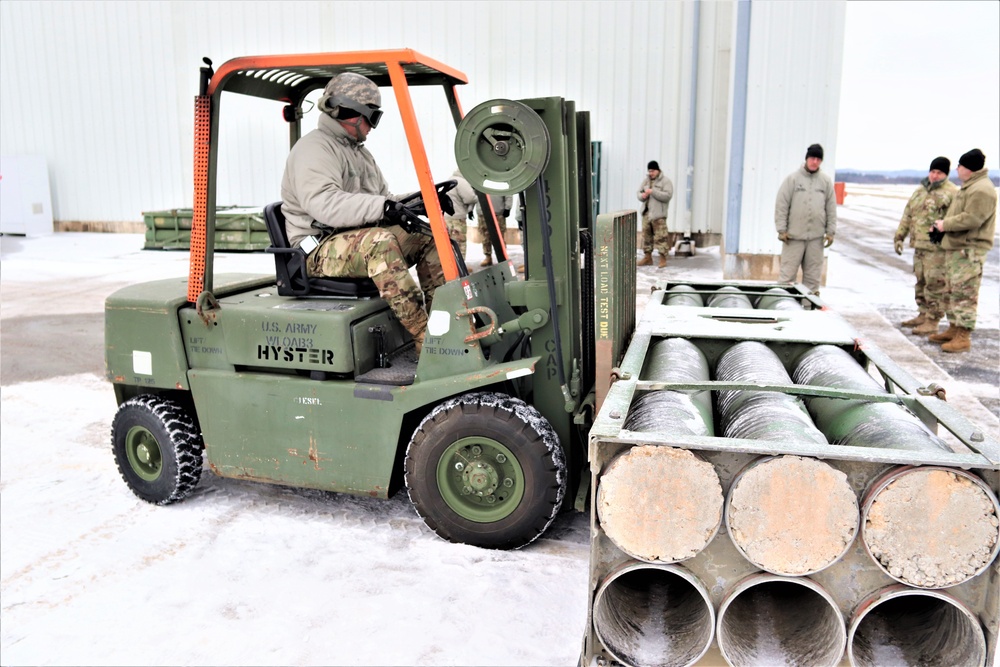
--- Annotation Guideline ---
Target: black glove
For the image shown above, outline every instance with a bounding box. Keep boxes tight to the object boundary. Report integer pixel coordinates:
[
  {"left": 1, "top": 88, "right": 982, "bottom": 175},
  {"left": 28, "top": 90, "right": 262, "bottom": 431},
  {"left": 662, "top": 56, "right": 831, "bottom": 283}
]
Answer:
[
  {"left": 386, "top": 200, "right": 426, "bottom": 234},
  {"left": 502, "top": 208, "right": 511, "bottom": 218},
  {"left": 928, "top": 228, "right": 945, "bottom": 245},
  {"left": 383, "top": 199, "right": 405, "bottom": 226},
  {"left": 410, "top": 192, "right": 454, "bottom": 218},
  {"left": 468, "top": 210, "right": 474, "bottom": 221},
  {"left": 438, "top": 191, "right": 455, "bottom": 216}
]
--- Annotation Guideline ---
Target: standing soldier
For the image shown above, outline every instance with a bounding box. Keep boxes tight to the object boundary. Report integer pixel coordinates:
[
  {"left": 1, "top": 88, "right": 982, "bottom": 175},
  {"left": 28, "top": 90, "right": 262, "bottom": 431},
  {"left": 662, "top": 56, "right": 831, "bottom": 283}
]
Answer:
[
  {"left": 444, "top": 168, "right": 479, "bottom": 259},
  {"left": 476, "top": 193, "right": 514, "bottom": 267},
  {"left": 280, "top": 72, "right": 453, "bottom": 353},
  {"left": 896, "top": 157, "right": 957, "bottom": 331},
  {"left": 774, "top": 143, "right": 837, "bottom": 295},
  {"left": 925, "top": 148, "right": 997, "bottom": 353},
  {"left": 637, "top": 160, "right": 674, "bottom": 268}
]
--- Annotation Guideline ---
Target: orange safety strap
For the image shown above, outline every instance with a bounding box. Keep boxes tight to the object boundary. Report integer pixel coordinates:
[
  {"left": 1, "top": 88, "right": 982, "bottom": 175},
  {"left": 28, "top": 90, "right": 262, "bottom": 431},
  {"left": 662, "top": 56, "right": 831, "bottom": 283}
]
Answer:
[{"left": 187, "top": 95, "right": 211, "bottom": 304}]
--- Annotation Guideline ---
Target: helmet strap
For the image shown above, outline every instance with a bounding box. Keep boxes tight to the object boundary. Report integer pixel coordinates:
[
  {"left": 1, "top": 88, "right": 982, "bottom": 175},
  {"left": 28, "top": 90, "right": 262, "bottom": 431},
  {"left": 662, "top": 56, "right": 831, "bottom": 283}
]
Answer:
[{"left": 339, "top": 116, "right": 366, "bottom": 143}]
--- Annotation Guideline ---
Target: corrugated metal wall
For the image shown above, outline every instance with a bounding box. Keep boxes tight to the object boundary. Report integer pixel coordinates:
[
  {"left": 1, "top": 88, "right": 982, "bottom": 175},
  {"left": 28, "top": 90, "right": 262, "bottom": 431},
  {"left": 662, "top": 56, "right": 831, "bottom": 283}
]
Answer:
[
  {"left": 0, "top": 0, "right": 726, "bottom": 227},
  {"left": 0, "top": 0, "right": 843, "bottom": 249},
  {"left": 731, "top": 0, "right": 846, "bottom": 255}
]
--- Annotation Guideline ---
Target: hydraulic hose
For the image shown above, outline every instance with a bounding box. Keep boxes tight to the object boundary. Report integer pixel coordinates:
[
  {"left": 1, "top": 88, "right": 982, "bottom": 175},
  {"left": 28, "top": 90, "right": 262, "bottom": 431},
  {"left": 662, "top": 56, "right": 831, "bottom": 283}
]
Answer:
[{"left": 534, "top": 176, "right": 572, "bottom": 409}]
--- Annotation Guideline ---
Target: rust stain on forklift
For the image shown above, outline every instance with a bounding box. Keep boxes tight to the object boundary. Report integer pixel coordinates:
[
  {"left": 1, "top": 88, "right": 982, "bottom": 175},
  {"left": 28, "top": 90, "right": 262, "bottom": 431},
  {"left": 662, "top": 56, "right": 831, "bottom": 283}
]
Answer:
[{"left": 287, "top": 434, "right": 326, "bottom": 471}]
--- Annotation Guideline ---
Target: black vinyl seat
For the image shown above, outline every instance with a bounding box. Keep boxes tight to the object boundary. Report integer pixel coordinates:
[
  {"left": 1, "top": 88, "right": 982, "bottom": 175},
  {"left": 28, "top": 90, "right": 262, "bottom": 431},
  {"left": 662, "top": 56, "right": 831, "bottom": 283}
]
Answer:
[{"left": 264, "top": 202, "right": 380, "bottom": 298}]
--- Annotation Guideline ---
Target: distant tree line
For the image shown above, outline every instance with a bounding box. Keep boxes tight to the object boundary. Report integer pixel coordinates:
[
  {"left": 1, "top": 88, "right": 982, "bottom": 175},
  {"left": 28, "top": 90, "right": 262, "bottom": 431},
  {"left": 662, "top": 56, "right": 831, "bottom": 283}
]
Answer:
[{"left": 836, "top": 171, "right": 1000, "bottom": 187}]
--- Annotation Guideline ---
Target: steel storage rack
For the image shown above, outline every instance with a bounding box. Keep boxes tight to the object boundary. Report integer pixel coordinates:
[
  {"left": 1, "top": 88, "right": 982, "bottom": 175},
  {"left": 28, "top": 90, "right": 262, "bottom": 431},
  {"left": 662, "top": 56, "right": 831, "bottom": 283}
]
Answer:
[{"left": 582, "top": 280, "right": 999, "bottom": 667}]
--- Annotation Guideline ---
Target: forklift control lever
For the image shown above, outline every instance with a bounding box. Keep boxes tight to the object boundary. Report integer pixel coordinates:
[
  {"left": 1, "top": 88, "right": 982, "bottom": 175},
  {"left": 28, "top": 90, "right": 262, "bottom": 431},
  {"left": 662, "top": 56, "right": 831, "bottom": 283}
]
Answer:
[{"left": 499, "top": 309, "right": 549, "bottom": 335}]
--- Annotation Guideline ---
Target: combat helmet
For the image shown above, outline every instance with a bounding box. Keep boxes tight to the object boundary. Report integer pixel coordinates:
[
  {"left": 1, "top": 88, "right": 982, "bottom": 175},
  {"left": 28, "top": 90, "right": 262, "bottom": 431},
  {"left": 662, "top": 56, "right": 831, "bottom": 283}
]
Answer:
[{"left": 319, "top": 72, "right": 383, "bottom": 128}]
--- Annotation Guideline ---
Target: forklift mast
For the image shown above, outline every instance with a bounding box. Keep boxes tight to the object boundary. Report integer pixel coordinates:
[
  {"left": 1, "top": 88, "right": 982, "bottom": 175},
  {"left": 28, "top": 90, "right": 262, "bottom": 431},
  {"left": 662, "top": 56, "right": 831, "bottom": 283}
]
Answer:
[{"left": 455, "top": 97, "right": 638, "bottom": 503}]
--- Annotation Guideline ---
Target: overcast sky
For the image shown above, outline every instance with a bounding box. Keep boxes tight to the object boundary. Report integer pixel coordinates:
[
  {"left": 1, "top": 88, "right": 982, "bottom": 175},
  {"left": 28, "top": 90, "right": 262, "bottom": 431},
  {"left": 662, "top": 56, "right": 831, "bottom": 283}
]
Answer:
[{"left": 836, "top": 0, "right": 1000, "bottom": 171}]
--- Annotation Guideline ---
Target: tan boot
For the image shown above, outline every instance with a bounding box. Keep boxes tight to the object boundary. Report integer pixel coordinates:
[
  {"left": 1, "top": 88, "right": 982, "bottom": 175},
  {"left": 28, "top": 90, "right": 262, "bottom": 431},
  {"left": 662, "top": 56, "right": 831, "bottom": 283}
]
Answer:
[
  {"left": 480, "top": 256, "right": 493, "bottom": 267},
  {"left": 657, "top": 254, "right": 667, "bottom": 268},
  {"left": 911, "top": 318, "right": 941, "bottom": 335},
  {"left": 637, "top": 252, "right": 653, "bottom": 267},
  {"left": 929, "top": 324, "right": 960, "bottom": 343},
  {"left": 901, "top": 313, "right": 926, "bottom": 327},
  {"left": 941, "top": 327, "right": 971, "bottom": 353}
]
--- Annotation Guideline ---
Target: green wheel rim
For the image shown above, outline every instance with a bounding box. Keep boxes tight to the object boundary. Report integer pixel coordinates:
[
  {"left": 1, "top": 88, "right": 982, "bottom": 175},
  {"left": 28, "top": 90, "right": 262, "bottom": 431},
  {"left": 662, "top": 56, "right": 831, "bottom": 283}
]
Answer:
[
  {"left": 436, "top": 436, "right": 525, "bottom": 523},
  {"left": 124, "top": 425, "right": 163, "bottom": 482}
]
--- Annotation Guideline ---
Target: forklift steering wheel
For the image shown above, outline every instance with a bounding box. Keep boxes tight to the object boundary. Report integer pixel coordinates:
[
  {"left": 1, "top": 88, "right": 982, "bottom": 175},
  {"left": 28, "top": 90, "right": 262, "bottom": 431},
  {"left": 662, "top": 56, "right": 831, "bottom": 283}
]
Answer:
[
  {"left": 390, "top": 180, "right": 455, "bottom": 236},
  {"left": 398, "top": 179, "right": 458, "bottom": 210}
]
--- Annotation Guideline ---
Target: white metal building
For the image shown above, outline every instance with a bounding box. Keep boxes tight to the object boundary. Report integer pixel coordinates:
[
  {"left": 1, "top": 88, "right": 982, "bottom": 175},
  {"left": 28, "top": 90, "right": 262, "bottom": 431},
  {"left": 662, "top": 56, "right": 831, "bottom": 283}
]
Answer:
[{"left": 0, "top": 0, "right": 845, "bottom": 277}]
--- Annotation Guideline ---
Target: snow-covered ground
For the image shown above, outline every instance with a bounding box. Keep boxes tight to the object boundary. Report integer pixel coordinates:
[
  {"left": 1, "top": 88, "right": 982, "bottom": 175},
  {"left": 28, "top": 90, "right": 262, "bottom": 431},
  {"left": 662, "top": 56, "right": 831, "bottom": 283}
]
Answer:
[
  {"left": 1, "top": 371, "right": 590, "bottom": 666},
  {"left": 0, "top": 234, "right": 594, "bottom": 666},
  {"left": 1, "top": 187, "right": 997, "bottom": 665}
]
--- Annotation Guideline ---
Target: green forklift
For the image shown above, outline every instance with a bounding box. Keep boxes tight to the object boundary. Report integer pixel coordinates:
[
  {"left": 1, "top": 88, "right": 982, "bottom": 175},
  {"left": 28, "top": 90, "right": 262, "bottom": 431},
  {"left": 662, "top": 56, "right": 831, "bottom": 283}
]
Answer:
[{"left": 104, "top": 50, "right": 638, "bottom": 550}]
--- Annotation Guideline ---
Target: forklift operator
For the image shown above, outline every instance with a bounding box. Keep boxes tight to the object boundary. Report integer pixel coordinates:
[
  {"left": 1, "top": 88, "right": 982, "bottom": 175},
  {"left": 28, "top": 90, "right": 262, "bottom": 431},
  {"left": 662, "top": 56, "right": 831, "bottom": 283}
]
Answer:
[{"left": 280, "top": 72, "right": 448, "bottom": 353}]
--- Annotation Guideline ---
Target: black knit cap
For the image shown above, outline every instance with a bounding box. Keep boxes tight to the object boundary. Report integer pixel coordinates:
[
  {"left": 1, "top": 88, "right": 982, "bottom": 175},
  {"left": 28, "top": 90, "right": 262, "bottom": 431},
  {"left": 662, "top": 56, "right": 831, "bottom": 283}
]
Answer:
[
  {"left": 805, "top": 144, "right": 824, "bottom": 160},
  {"left": 647, "top": 160, "right": 660, "bottom": 171},
  {"left": 959, "top": 148, "right": 986, "bottom": 172},
  {"left": 929, "top": 156, "right": 950, "bottom": 174}
]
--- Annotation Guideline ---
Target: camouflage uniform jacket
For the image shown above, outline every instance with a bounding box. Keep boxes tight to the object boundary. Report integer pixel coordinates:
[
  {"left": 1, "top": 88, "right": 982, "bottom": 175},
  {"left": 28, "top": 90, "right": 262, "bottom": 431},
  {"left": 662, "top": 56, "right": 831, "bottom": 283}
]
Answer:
[
  {"left": 636, "top": 172, "right": 673, "bottom": 221},
  {"left": 475, "top": 193, "right": 514, "bottom": 218},
  {"left": 940, "top": 168, "right": 997, "bottom": 251},
  {"left": 280, "top": 114, "right": 393, "bottom": 247},
  {"left": 774, "top": 165, "right": 837, "bottom": 240},
  {"left": 448, "top": 170, "right": 479, "bottom": 220},
  {"left": 895, "top": 178, "right": 957, "bottom": 250}
]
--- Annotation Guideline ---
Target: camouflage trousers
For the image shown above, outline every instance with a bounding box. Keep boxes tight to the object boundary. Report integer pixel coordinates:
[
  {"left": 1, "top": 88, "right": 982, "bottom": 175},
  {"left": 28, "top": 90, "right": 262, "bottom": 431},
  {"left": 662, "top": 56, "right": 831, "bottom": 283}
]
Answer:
[
  {"left": 477, "top": 213, "right": 507, "bottom": 259},
  {"left": 931, "top": 247, "right": 987, "bottom": 330},
  {"left": 911, "top": 248, "right": 943, "bottom": 315},
  {"left": 641, "top": 215, "right": 668, "bottom": 254},
  {"left": 444, "top": 216, "right": 467, "bottom": 257},
  {"left": 307, "top": 225, "right": 445, "bottom": 340}
]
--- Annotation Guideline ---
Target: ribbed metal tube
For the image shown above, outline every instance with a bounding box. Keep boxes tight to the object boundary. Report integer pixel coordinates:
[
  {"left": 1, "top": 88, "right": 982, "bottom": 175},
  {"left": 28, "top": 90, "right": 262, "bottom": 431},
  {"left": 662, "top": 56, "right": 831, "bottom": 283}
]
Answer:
[
  {"left": 706, "top": 285, "right": 753, "bottom": 309},
  {"left": 664, "top": 284, "right": 705, "bottom": 307},
  {"left": 716, "top": 341, "right": 827, "bottom": 444},
  {"left": 625, "top": 338, "right": 713, "bottom": 436},
  {"left": 861, "top": 466, "right": 1000, "bottom": 588},
  {"left": 848, "top": 586, "right": 986, "bottom": 667},
  {"left": 593, "top": 562, "right": 715, "bottom": 667},
  {"left": 755, "top": 287, "right": 803, "bottom": 311},
  {"left": 792, "top": 345, "right": 949, "bottom": 451},
  {"left": 716, "top": 574, "right": 846, "bottom": 667}
]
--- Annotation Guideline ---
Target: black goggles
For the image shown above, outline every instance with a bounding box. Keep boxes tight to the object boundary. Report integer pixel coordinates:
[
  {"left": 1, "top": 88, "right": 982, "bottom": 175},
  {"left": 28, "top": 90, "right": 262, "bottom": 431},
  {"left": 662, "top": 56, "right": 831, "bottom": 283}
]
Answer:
[
  {"left": 363, "top": 106, "right": 383, "bottom": 128},
  {"left": 339, "top": 100, "right": 383, "bottom": 128}
]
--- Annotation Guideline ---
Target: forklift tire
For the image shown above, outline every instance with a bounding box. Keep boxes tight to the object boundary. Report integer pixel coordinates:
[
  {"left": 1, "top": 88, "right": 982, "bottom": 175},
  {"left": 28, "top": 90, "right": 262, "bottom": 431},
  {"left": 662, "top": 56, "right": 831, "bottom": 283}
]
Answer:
[
  {"left": 405, "top": 392, "right": 567, "bottom": 550},
  {"left": 112, "top": 395, "right": 204, "bottom": 505}
]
